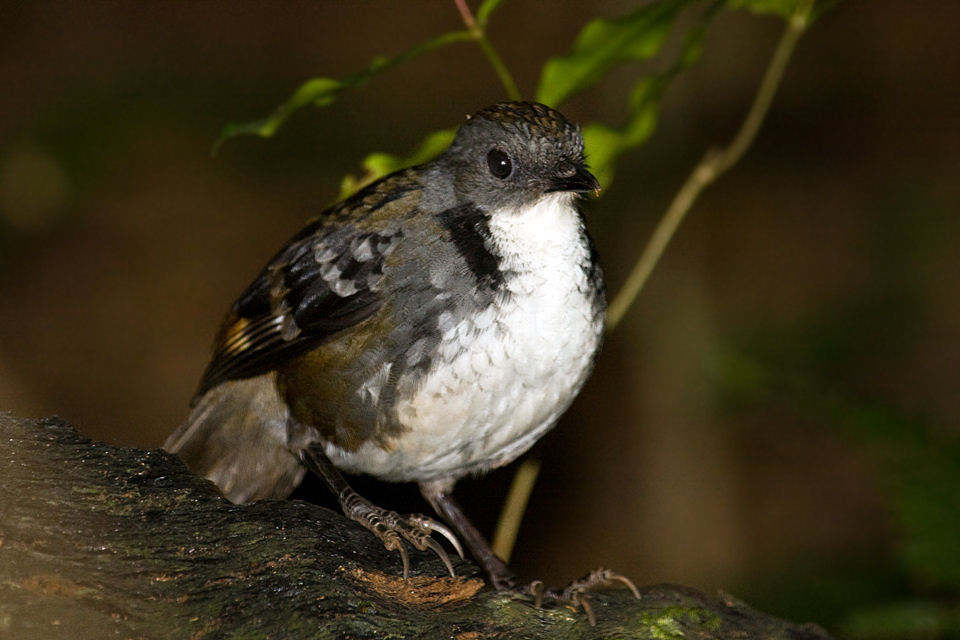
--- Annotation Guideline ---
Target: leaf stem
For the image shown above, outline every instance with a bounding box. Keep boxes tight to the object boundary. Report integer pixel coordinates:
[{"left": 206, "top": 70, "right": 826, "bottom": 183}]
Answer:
[
  {"left": 491, "top": 459, "right": 540, "bottom": 562},
  {"left": 454, "top": 0, "right": 522, "bottom": 101},
  {"left": 478, "top": 38, "right": 523, "bottom": 101},
  {"left": 605, "top": 0, "right": 814, "bottom": 331},
  {"left": 454, "top": 0, "right": 477, "bottom": 29}
]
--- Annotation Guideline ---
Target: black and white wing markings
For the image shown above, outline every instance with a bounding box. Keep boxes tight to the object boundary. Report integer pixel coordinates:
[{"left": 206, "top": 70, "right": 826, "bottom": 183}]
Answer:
[{"left": 195, "top": 219, "right": 404, "bottom": 399}]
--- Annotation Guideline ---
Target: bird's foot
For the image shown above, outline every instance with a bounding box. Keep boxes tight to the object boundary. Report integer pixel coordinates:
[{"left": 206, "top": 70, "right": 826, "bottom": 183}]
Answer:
[
  {"left": 525, "top": 568, "right": 640, "bottom": 626},
  {"left": 300, "top": 444, "right": 463, "bottom": 579},
  {"left": 339, "top": 491, "right": 465, "bottom": 579}
]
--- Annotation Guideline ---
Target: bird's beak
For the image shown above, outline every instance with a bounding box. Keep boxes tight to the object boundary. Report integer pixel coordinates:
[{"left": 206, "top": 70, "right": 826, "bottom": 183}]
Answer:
[{"left": 547, "top": 162, "right": 601, "bottom": 197}]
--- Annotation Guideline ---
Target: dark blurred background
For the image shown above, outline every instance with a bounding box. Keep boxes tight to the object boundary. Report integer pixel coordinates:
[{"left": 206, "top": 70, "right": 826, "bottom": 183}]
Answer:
[{"left": 2, "top": 1, "right": 958, "bottom": 635}]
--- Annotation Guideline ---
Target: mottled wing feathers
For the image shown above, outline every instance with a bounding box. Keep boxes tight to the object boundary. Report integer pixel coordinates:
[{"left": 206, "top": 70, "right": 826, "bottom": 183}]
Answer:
[{"left": 194, "top": 174, "right": 417, "bottom": 400}]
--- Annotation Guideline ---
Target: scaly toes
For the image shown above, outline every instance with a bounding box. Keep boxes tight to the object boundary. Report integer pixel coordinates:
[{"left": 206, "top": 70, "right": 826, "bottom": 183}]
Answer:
[
  {"left": 348, "top": 506, "right": 462, "bottom": 579},
  {"left": 398, "top": 514, "right": 462, "bottom": 578},
  {"left": 561, "top": 567, "right": 640, "bottom": 601},
  {"left": 525, "top": 568, "right": 640, "bottom": 626}
]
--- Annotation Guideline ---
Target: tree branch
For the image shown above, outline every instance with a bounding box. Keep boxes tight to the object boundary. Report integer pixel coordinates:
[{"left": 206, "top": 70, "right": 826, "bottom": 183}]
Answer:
[{"left": 0, "top": 412, "right": 831, "bottom": 639}]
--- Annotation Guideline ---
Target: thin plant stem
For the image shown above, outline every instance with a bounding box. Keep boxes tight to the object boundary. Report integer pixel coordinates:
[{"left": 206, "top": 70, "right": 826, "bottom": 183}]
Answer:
[
  {"left": 492, "top": 459, "right": 540, "bottom": 562},
  {"left": 490, "top": 0, "right": 814, "bottom": 565},
  {"left": 605, "top": 0, "right": 815, "bottom": 331},
  {"left": 454, "top": 0, "right": 522, "bottom": 101},
  {"left": 454, "top": 0, "right": 477, "bottom": 29},
  {"left": 477, "top": 37, "right": 522, "bottom": 101}
]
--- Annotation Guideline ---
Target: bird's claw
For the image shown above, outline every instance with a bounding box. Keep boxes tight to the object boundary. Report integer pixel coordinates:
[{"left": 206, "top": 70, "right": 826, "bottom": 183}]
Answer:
[
  {"left": 527, "top": 568, "right": 640, "bottom": 626},
  {"left": 406, "top": 514, "right": 465, "bottom": 560},
  {"left": 347, "top": 503, "right": 461, "bottom": 579}
]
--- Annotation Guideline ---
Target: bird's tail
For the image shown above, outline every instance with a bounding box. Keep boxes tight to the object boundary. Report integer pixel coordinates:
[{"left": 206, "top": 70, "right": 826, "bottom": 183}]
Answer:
[{"left": 164, "top": 374, "right": 307, "bottom": 503}]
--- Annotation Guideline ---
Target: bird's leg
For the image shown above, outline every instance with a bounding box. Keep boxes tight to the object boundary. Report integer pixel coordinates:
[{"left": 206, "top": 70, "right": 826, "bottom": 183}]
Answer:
[
  {"left": 300, "top": 443, "right": 463, "bottom": 578},
  {"left": 419, "top": 478, "right": 519, "bottom": 590},
  {"left": 419, "top": 478, "right": 640, "bottom": 626}
]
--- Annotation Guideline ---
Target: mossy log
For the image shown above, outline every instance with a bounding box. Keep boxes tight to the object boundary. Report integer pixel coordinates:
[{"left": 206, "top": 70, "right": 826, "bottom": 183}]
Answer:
[{"left": 0, "top": 412, "right": 832, "bottom": 639}]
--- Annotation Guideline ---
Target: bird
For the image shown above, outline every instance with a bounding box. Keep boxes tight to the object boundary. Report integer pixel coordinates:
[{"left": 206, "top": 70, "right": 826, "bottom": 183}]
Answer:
[{"left": 165, "top": 101, "right": 636, "bottom": 618}]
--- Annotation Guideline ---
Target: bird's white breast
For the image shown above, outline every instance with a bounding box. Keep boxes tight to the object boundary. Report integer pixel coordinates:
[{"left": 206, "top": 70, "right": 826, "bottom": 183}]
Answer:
[{"left": 326, "top": 193, "right": 602, "bottom": 482}]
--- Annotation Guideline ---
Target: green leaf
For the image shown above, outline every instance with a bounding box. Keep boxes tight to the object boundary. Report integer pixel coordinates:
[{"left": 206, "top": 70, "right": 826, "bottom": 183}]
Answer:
[
  {"left": 580, "top": 5, "right": 715, "bottom": 188},
  {"left": 582, "top": 123, "right": 622, "bottom": 191},
  {"left": 621, "top": 76, "right": 668, "bottom": 147},
  {"left": 339, "top": 127, "right": 456, "bottom": 199},
  {"left": 582, "top": 77, "right": 666, "bottom": 190},
  {"left": 535, "top": 0, "right": 690, "bottom": 107},
  {"left": 214, "top": 30, "right": 471, "bottom": 154},
  {"left": 216, "top": 78, "right": 342, "bottom": 147}
]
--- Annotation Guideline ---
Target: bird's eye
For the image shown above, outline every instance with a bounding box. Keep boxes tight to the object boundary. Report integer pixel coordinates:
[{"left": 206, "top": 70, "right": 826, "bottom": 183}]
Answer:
[{"left": 486, "top": 149, "right": 512, "bottom": 179}]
